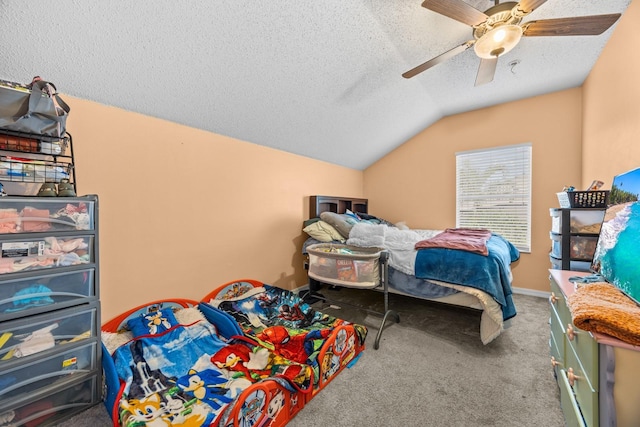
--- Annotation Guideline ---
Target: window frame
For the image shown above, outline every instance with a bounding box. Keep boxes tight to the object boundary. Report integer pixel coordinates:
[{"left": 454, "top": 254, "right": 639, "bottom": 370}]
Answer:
[{"left": 455, "top": 143, "right": 532, "bottom": 252}]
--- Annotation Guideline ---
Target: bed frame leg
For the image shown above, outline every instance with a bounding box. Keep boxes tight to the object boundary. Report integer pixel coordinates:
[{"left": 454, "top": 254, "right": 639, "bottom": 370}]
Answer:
[{"left": 374, "top": 309, "right": 400, "bottom": 350}]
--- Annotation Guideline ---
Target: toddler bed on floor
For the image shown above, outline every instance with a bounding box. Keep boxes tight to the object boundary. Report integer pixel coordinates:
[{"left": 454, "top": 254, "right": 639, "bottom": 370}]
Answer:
[
  {"left": 302, "top": 195, "right": 520, "bottom": 345},
  {"left": 101, "top": 292, "right": 366, "bottom": 427},
  {"left": 201, "top": 279, "right": 368, "bottom": 398}
]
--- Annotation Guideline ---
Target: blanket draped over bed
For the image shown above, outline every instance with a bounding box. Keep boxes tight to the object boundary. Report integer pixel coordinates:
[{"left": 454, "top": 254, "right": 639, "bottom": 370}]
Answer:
[
  {"left": 112, "top": 319, "right": 313, "bottom": 426},
  {"left": 414, "top": 234, "right": 519, "bottom": 321},
  {"left": 414, "top": 228, "right": 492, "bottom": 256}
]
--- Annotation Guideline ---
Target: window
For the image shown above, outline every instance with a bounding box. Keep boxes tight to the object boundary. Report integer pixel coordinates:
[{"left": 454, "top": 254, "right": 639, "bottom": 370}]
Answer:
[{"left": 456, "top": 143, "right": 531, "bottom": 252}]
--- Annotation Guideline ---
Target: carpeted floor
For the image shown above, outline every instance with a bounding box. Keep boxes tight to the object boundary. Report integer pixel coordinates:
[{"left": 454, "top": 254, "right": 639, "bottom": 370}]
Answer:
[{"left": 56, "top": 288, "right": 565, "bottom": 426}]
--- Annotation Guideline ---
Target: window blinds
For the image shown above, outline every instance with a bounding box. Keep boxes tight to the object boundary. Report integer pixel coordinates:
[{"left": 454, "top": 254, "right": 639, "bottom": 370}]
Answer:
[{"left": 456, "top": 143, "right": 532, "bottom": 252}]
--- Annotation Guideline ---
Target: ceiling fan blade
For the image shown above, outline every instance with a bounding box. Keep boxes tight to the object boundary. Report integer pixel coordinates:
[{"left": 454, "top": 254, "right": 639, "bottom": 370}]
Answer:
[
  {"left": 523, "top": 14, "right": 621, "bottom": 37},
  {"left": 516, "top": 0, "right": 548, "bottom": 15},
  {"left": 403, "top": 41, "right": 474, "bottom": 79},
  {"left": 421, "top": 0, "right": 488, "bottom": 27},
  {"left": 475, "top": 57, "right": 498, "bottom": 86}
]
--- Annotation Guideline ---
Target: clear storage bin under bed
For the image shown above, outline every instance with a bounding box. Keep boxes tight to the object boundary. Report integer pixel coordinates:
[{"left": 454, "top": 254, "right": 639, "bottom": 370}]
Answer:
[{"left": 307, "top": 243, "right": 383, "bottom": 288}]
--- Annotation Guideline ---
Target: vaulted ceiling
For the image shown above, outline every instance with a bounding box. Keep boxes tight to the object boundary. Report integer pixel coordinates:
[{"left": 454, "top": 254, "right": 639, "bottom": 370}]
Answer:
[{"left": 0, "top": 0, "right": 632, "bottom": 169}]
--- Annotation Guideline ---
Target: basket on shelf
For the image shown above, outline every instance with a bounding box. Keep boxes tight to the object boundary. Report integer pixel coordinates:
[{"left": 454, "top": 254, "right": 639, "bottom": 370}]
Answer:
[{"left": 557, "top": 190, "right": 609, "bottom": 208}]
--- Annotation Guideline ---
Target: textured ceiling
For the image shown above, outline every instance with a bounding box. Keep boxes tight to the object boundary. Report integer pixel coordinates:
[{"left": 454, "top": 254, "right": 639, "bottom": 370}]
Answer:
[{"left": 0, "top": 0, "right": 632, "bottom": 169}]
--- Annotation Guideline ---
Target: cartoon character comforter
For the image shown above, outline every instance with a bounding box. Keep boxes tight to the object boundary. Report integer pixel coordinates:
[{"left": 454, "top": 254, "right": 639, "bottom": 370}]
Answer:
[
  {"left": 207, "top": 283, "right": 367, "bottom": 386},
  {"left": 111, "top": 314, "right": 313, "bottom": 426}
]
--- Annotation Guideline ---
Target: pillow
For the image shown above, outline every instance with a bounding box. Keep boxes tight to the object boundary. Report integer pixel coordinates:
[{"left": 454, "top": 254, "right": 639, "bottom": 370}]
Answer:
[
  {"left": 174, "top": 306, "right": 206, "bottom": 325},
  {"left": 320, "top": 211, "right": 359, "bottom": 238},
  {"left": 127, "top": 308, "right": 179, "bottom": 336},
  {"left": 303, "top": 220, "right": 345, "bottom": 242},
  {"left": 101, "top": 330, "right": 134, "bottom": 354},
  {"left": 356, "top": 212, "right": 396, "bottom": 227}
]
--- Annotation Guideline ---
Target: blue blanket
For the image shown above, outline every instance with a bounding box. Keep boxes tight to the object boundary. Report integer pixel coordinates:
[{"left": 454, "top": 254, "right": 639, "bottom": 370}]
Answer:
[
  {"left": 414, "top": 234, "right": 519, "bottom": 320},
  {"left": 112, "top": 320, "right": 313, "bottom": 426}
]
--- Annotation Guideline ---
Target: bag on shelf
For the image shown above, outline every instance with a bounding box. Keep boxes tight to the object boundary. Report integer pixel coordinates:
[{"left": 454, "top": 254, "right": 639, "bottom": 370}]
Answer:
[{"left": 0, "top": 77, "right": 70, "bottom": 138}]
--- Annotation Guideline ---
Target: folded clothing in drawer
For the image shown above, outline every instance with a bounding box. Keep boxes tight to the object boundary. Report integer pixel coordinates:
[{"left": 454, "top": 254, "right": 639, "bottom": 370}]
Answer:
[
  {"left": 0, "top": 340, "right": 97, "bottom": 401},
  {"left": 0, "top": 235, "right": 92, "bottom": 275},
  {"left": 0, "top": 303, "right": 97, "bottom": 363},
  {"left": 0, "top": 199, "right": 93, "bottom": 234},
  {"left": 307, "top": 243, "right": 383, "bottom": 288},
  {"left": 0, "top": 269, "right": 95, "bottom": 320}
]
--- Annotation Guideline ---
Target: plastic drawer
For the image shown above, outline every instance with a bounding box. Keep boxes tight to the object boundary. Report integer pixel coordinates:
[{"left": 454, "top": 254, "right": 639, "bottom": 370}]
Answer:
[
  {"left": 0, "top": 269, "right": 96, "bottom": 321},
  {"left": 549, "top": 233, "right": 599, "bottom": 260},
  {"left": 0, "top": 373, "right": 100, "bottom": 426},
  {"left": 0, "top": 234, "right": 93, "bottom": 275},
  {"left": 0, "top": 303, "right": 98, "bottom": 365},
  {"left": 549, "top": 255, "right": 592, "bottom": 272},
  {"left": 549, "top": 208, "right": 605, "bottom": 234},
  {"left": 0, "top": 340, "right": 97, "bottom": 401},
  {"left": 0, "top": 197, "right": 95, "bottom": 234}
]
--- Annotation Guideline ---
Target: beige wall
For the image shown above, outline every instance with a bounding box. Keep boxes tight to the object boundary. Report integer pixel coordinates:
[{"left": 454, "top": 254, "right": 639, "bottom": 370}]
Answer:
[
  {"left": 364, "top": 89, "right": 584, "bottom": 293},
  {"left": 66, "top": 98, "right": 363, "bottom": 321},
  {"left": 583, "top": 0, "right": 640, "bottom": 185}
]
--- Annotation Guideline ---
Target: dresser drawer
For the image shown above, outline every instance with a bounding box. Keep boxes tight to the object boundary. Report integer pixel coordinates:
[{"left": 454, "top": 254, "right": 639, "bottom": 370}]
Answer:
[
  {"left": 0, "top": 303, "right": 98, "bottom": 365},
  {"left": 0, "top": 339, "right": 98, "bottom": 401},
  {"left": 550, "top": 279, "right": 572, "bottom": 327},
  {"left": 0, "top": 269, "right": 96, "bottom": 321},
  {"left": 565, "top": 341, "right": 598, "bottom": 427},
  {"left": 565, "top": 321, "right": 599, "bottom": 387},
  {"left": 558, "top": 368, "right": 587, "bottom": 427},
  {"left": 0, "top": 373, "right": 100, "bottom": 425},
  {"left": 549, "top": 311, "right": 564, "bottom": 375},
  {"left": 0, "top": 197, "right": 95, "bottom": 234},
  {"left": 0, "top": 234, "right": 93, "bottom": 275}
]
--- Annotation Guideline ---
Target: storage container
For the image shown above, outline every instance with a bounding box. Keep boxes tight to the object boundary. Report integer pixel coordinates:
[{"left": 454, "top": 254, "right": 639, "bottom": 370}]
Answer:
[
  {"left": 550, "top": 233, "right": 599, "bottom": 260},
  {"left": 0, "top": 303, "right": 98, "bottom": 365},
  {"left": 307, "top": 243, "right": 383, "bottom": 288},
  {"left": 0, "top": 374, "right": 100, "bottom": 425},
  {"left": 0, "top": 269, "right": 96, "bottom": 321},
  {"left": 0, "top": 197, "right": 94, "bottom": 234},
  {"left": 557, "top": 191, "right": 609, "bottom": 208},
  {"left": 0, "top": 234, "right": 93, "bottom": 275},
  {"left": 549, "top": 208, "right": 605, "bottom": 234},
  {"left": 549, "top": 255, "right": 592, "bottom": 272},
  {"left": 0, "top": 340, "right": 97, "bottom": 400}
]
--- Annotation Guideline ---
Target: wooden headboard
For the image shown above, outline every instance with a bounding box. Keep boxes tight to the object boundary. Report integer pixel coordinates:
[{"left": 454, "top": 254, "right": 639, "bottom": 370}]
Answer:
[{"left": 309, "top": 195, "right": 368, "bottom": 218}]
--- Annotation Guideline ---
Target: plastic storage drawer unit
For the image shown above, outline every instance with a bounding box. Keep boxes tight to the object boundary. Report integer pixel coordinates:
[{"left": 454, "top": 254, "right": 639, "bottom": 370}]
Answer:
[
  {"left": 549, "top": 208, "right": 605, "bottom": 234},
  {"left": 307, "top": 243, "right": 383, "bottom": 288},
  {"left": 0, "top": 197, "right": 94, "bottom": 234},
  {"left": 550, "top": 233, "right": 599, "bottom": 260},
  {"left": 549, "top": 255, "right": 592, "bottom": 272},
  {"left": 0, "top": 269, "right": 96, "bottom": 321},
  {"left": 0, "top": 302, "right": 98, "bottom": 363},
  {"left": 0, "top": 340, "right": 98, "bottom": 401},
  {"left": 0, "top": 373, "right": 101, "bottom": 426},
  {"left": 0, "top": 234, "right": 93, "bottom": 275}
]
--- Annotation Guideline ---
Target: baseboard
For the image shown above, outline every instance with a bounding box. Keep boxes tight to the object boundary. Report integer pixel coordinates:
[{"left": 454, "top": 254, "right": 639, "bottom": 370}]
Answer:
[
  {"left": 293, "top": 284, "right": 309, "bottom": 295},
  {"left": 512, "top": 287, "right": 549, "bottom": 298}
]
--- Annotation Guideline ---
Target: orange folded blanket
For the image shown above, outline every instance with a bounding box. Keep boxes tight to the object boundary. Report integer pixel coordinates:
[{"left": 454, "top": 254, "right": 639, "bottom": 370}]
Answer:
[{"left": 567, "top": 282, "right": 640, "bottom": 347}]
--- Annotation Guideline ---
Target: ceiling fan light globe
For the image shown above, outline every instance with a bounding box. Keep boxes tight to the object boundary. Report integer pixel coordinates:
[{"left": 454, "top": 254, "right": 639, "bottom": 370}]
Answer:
[{"left": 474, "top": 24, "right": 523, "bottom": 59}]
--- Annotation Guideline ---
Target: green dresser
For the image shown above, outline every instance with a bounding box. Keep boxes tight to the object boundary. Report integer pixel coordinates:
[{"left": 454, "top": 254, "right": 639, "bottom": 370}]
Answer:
[{"left": 549, "top": 270, "right": 640, "bottom": 427}]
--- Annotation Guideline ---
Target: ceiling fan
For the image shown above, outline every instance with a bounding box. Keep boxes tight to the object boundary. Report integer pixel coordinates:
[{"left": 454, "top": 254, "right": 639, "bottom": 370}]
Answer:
[{"left": 402, "top": 0, "right": 621, "bottom": 86}]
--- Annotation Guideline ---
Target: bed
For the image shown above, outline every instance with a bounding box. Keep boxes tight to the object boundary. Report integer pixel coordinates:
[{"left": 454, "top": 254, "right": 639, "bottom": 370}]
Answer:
[
  {"left": 201, "top": 279, "right": 368, "bottom": 398},
  {"left": 101, "top": 291, "right": 367, "bottom": 427},
  {"left": 302, "top": 195, "right": 520, "bottom": 345}
]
